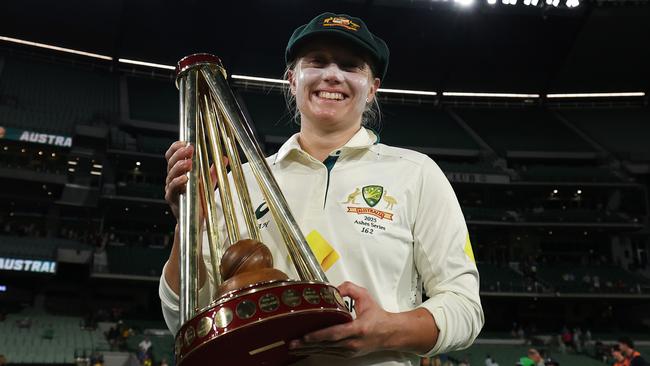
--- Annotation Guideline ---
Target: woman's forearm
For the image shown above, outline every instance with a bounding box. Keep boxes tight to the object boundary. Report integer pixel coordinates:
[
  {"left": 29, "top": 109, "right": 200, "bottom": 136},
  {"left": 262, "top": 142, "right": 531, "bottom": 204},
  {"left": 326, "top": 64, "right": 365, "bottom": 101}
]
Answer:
[
  {"left": 385, "top": 307, "right": 439, "bottom": 355},
  {"left": 163, "top": 224, "right": 206, "bottom": 295}
]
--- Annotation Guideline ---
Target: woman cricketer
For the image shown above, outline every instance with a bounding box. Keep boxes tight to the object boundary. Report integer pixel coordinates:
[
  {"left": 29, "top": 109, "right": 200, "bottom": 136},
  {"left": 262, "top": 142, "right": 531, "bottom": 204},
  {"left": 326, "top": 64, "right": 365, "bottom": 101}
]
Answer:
[{"left": 160, "top": 12, "right": 484, "bottom": 366}]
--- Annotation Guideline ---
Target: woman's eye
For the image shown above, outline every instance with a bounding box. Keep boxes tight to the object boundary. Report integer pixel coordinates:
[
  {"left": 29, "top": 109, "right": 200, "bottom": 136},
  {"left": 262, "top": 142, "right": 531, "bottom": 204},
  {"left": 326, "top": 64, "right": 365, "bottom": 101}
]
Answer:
[
  {"left": 307, "top": 58, "right": 325, "bottom": 67},
  {"left": 341, "top": 63, "right": 364, "bottom": 71}
]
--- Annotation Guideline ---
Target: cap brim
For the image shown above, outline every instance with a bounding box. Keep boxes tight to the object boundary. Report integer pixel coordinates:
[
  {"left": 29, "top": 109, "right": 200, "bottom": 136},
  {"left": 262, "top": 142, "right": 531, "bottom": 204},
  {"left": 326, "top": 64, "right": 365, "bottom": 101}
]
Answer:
[{"left": 287, "top": 28, "right": 381, "bottom": 76}]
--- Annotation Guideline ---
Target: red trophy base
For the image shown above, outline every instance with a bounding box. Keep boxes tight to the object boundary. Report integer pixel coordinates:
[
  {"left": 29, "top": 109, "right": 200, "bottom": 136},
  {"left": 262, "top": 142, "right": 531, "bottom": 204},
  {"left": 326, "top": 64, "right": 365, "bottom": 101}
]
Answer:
[{"left": 175, "top": 280, "right": 352, "bottom": 366}]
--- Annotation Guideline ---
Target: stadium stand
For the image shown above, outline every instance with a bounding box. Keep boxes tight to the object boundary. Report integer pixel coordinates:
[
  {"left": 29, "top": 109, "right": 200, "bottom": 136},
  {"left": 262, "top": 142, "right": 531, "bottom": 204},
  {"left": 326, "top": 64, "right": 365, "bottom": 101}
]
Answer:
[
  {"left": 115, "top": 182, "right": 164, "bottom": 200},
  {"left": 454, "top": 108, "right": 596, "bottom": 155},
  {"left": 238, "top": 90, "right": 297, "bottom": 139},
  {"left": 126, "top": 333, "right": 174, "bottom": 366},
  {"left": 105, "top": 245, "right": 169, "bottom": 277},
  {"left": 525, "top": 208, "right": 630, "bottom": 223},
  {"left": 537, "top": 264, "right": 650, "bottom": 294},
  {"left": 559, "top": 108, "right": 650, "bottom": 162},
  {"left": 0, "top": 235, "right": 90, "bottom": 261},
  {"left": 448, "top": 344, "right": 605, "bottom": 366},
  {"left": 0, "top": 53, "right": 119, "bottom": 135},
  {"left": 0, "top": 307, "right": 109, "bottom": 363},
  {"left": 518, "top": 164, "right": 623, "bottom": 182},
  {"left": 477, "top": 262, "right": 527, "bottom": 292},
  {"left": 379, "top": 104, "right": 480, "bottom": 151},
  {"left": 126, "top": 76, "right": 177, "bottom": 125},
  {"left": 437, "top": 160, "right": 506, "bottom": 175}
]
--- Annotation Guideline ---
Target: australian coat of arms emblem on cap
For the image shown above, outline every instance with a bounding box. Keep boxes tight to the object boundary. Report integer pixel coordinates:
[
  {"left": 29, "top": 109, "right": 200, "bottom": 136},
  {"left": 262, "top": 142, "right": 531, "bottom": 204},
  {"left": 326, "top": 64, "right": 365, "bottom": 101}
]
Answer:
[{"left": 322, "top": 16, "right": 360, "bottom": 31}]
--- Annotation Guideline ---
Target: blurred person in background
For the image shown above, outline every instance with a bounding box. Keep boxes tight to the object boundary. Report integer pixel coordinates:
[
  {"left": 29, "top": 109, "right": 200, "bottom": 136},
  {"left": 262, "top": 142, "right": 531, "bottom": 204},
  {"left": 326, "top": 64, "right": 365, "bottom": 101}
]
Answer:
[
  {"left": 611, "top": 345, "right": 629, "bottom": 366},
  {"left": 618, "top": 337, "right": 648, "bottom": 366}
]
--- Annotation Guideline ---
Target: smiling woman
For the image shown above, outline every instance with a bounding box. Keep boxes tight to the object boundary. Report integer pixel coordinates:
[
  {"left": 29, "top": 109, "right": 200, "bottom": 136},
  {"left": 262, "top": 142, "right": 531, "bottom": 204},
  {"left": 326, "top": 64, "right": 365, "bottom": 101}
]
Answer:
[
  {"left": 288, "top": 39, "right": 380, "bottom": 141},
  {"left": 160, "top": 12, "right": 483, "bottom": 366}
]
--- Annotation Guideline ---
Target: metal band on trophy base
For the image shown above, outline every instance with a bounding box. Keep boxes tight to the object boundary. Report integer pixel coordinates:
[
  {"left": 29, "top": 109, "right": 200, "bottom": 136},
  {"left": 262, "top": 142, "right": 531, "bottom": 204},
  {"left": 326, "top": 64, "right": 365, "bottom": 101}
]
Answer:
[
  {"left": 175, "top": 54, "right": 352, "bottom": 365},
  {"left": 175, "top": 281, "right": 351, "bottom": 365}
]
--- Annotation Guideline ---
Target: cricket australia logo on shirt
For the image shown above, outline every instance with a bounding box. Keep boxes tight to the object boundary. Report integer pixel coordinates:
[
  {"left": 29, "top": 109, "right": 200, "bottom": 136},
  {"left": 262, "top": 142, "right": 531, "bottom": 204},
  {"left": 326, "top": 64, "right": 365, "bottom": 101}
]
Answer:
[
  {"left": 343, "top": 185, "right": 398, "bottom": 236},
  {"left": 344, "top": 185, "right": 397, "bottom": 221},
  {"left": 362, "top": 185, "right": 383, "bottom": 207}
]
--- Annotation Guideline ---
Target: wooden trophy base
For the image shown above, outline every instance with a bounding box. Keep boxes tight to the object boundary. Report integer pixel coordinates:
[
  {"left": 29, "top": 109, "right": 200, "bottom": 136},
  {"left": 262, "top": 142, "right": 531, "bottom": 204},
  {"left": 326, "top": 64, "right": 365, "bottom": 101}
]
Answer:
[{"left": 175, "top": 280, "right": 352, "bottom": 366}]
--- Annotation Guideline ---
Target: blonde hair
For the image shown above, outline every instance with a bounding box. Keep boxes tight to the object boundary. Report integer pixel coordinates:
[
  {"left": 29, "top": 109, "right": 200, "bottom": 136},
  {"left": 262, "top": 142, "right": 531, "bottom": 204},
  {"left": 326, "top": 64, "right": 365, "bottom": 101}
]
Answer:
[{"left": 282, "top": 60, "right": 382, "bottom": 129}]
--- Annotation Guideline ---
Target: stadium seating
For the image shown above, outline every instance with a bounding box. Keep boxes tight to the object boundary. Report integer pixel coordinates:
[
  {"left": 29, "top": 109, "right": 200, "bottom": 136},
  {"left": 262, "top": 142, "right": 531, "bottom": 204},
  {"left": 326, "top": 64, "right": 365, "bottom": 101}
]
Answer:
[
  {"left": 138, "top": 135, "right": 174, "bottom": 155},
  {"left": 559, "top": 108, "right": 650, "bottom": 162},
  {"left": 437, "top": 160, "right": 506, "bottom": 175},
  {"left": 524, "top": 209, "right": 630, "bottom": 224},
  {"left": 379, "top": 105, "right": 480, "bottom": 151},
  {"left": 238, "top": 90, "right": 297, "bottom": 138},
  {"left": 463, "top": 207, "right": 519, "bottom": 222},
  {"left": 448, "top": 344, "right": 605, "bottom": 366},
  {"left": 536, "top": 265, "right": 650, "bottom": 294},
  {"left": 126, "top": 333, "right": 174, "bottom": 366},
  {"left": 477, "top": 262, "right": 527, "bottom": 292},
  {"left": 116, "top": 182, "right": 164, "bottom": 200},
  {"left": 454, "top": 108, "right": 595, "bottom": 155},
  {"left": 126, "top": 76, "right": 177, "bottom": 124},
  {"left": 518, "top": 164, "right": 622, "bottom": 182},
  {"left": 105, "top": 245, "right": 169, "bottom": 277},
  {"left": 0, "top": 308, "right": 109, "bottom": 363},
  {"left": 0, "top": 53, "right": 119, "bottom": 135},
  {"left": 0, "top": 235, "right": 89, "bottom": 260}
]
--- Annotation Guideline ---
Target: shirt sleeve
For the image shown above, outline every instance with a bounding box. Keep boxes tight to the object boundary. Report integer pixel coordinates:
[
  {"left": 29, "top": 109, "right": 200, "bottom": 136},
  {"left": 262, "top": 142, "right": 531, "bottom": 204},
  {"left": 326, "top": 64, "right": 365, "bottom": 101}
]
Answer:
[
  {"left": 159, "top": 232, "right": 216, "bottom": 336},
  {"left": 412, "top": 156, "right": 484, "bottom": 356}
]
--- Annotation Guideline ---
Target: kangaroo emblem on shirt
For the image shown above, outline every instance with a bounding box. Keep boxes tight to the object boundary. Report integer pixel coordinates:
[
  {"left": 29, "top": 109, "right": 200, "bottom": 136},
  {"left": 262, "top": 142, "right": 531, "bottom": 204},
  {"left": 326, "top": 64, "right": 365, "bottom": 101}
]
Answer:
[
  {"left": 383, "top": 190, "right": 398, "bottom": 210},
  {"left": 343, "top": 187, "right": 361, "bottom": 204}
]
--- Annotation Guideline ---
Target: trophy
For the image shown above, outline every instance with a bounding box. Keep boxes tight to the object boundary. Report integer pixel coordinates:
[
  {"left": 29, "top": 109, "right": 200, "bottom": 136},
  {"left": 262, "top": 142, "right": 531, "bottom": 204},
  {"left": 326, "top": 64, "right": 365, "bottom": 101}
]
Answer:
[{"left": 174, "top": 54, "right": 352, "bottom": 365}]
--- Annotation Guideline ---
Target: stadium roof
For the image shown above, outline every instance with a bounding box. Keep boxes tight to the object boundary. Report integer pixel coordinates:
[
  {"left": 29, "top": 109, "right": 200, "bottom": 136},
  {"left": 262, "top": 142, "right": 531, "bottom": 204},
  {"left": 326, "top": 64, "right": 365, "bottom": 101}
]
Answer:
[{"left": 0, "top": 0, "right": 648, "bottom": 94}]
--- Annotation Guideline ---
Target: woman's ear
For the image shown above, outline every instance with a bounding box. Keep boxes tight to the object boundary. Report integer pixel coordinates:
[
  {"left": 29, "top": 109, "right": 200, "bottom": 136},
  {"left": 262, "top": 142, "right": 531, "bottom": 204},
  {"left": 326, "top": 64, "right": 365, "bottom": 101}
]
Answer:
[
  {"left": 366, "top": 77, "right": 381, "bottom": 103},
  {"left": 288, "top": 69, "right": 297, "bottom": 96}
]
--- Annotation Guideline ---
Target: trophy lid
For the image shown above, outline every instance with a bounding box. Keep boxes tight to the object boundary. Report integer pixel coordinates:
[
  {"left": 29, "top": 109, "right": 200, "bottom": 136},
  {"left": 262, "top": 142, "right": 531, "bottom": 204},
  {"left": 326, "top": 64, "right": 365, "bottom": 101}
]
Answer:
[{"left": 176, "top": 53, "right": 224, "bottom": 80}]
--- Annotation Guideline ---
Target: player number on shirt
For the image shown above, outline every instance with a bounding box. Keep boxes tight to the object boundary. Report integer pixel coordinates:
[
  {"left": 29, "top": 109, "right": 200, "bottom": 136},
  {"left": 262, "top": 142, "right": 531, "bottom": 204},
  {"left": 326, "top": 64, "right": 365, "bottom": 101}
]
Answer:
[{"left": 361, "top": 227, "right": 374, "bottom": 234}]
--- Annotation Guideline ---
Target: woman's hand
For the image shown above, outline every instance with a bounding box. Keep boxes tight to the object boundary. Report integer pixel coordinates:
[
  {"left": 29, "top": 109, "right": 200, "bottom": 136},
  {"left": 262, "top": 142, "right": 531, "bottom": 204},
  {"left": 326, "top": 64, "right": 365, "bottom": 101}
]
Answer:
[
  {"left": 162, "top": 141, "right": 221, "bottom": 295},
  {"left": 164, "top": 141, "right": 194, "bottom": 220},
  {"left": 164, "top": 141, "right": 220, "bottom": 221},
  {"left": 288, "top": 281, "right": 399, "bottom": 358},
  {"left": 288, "top": 281, "right": 439, "bottom": 359}
]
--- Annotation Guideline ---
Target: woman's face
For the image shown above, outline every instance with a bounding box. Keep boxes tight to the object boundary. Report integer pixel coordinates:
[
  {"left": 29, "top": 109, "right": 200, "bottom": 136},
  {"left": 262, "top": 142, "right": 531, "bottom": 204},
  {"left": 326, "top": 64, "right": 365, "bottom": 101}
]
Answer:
[{"left": 289, "top": 39, "right": 380, "bottom": 131}]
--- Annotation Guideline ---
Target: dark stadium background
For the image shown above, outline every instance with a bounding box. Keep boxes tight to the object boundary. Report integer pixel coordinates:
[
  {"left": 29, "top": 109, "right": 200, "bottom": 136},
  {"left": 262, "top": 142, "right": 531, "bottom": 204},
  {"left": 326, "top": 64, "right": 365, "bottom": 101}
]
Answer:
[{"left": 0, "top": 0, "right": 648, "bottom": 365}]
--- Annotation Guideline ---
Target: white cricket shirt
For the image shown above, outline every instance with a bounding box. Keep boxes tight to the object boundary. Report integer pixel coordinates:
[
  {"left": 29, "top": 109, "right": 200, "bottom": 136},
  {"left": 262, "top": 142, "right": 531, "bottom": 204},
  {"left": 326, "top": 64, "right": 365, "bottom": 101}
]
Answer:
[{"left": 159, "top": 127, "right": 484, "bottom": 366}]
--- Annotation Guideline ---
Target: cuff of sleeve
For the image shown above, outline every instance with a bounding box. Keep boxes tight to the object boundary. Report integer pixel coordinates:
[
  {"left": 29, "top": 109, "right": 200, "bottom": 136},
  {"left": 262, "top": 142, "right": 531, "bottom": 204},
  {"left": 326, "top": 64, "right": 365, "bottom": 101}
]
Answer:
[
  {"left": 159, "top": 261, "right": 180, "bottom": 312},
  {"left": 417, "top": 302, "right": 448, "bottom": 357},
  {"left": 159, "top": 260, "right": 213, "bottom": 311}
]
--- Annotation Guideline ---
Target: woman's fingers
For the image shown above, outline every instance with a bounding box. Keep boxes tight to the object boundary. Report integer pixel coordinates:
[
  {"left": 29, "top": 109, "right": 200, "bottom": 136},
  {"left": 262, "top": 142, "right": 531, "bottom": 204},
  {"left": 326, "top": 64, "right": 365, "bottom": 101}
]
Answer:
[
  {"left": 166, "top": 159, "right": 192, "bottom": 186},
  {"left": 165, "top": 141, "right": 188, "bottom": 163},
  {"left": 165, "top": 175, "right": 188, "bottom": 204},
  {"left": 167, "top": 144, "right": 193, "bottom": 174}
]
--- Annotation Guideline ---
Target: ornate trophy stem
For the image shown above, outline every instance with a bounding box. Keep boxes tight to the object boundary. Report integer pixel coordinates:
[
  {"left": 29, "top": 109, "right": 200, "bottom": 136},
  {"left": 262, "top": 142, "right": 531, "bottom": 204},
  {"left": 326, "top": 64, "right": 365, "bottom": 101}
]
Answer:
[{"left": 178, "top": 69, "right": 200, "bottom": 325}]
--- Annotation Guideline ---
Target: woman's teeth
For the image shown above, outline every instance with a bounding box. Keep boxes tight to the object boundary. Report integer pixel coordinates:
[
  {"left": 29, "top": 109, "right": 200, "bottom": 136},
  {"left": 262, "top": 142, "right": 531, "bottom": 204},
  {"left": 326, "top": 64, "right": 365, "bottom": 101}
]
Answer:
[{"left": 317, "top": 91, "right": 344, "bottom": 100}]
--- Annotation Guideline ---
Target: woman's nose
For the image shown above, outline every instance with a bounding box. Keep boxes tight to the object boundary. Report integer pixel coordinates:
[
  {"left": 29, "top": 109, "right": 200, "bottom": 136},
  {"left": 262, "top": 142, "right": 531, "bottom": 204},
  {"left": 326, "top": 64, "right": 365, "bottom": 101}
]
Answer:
[{"left": 321, "top": 63, "right": 344, "bottom": 83}]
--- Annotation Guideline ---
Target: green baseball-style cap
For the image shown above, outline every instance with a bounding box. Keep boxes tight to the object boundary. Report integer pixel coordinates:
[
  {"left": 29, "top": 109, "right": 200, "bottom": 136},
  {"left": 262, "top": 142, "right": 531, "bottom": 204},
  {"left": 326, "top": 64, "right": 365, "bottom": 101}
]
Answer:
[{"left": 285, "top": 12, "right": 390, "bottom": 80}]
